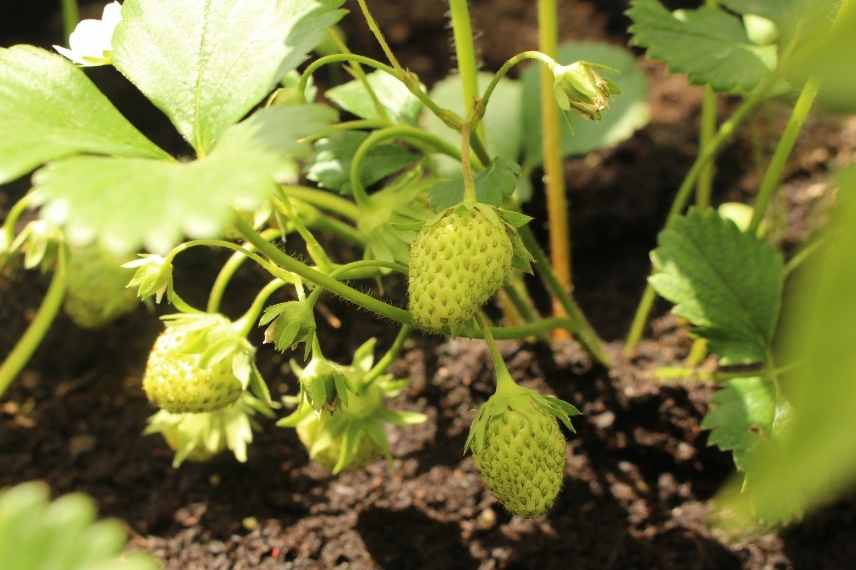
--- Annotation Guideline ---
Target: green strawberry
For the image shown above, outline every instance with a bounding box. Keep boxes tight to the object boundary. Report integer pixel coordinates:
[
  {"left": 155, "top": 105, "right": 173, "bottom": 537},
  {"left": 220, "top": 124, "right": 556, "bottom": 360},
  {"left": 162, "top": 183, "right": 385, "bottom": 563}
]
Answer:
[
  {"left": 145, "top": 393, "right": 273, "bottom": 467},
  {"left": 466, "top": 374, "right": 580, "bottom": 517},
  {"left": 296, "top": 403, "right": 386, "bottom": 472},
  {"left": 63, "top": 244, "right": 137, "bottom": 329},
  {"left": 409, "top": 204, "right": 513, "bottom": 332},
  {"left": 142, "top": 314, "right": 256, "bottom": 413}
]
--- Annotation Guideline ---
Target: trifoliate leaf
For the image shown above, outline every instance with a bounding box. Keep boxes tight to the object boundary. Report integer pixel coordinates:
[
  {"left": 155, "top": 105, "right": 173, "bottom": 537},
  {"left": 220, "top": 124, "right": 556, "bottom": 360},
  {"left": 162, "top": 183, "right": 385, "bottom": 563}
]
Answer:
[
  {"left": 718, "top": 167, "right": 856, "bottom": 525},
  {"left": 427, "top": 156, "right": 521, "bottom": 210},
  {"left": 650, "top": 208, "right": 784, "bottom": 364},
  {"left": 701, "top": 376, "right": 776, "bottom": 471},
  {"left": 628, "top": 0, "right": 778, "bottom": 93},
  {"left": 31, "top": 104, "right": 335, "bottom": 254},
  {"left": 521, "top": 41, "right": 650, "bottom": 168},
  {"left": 0, "top": 45, "right": 167, "bottom": 184},
  {"left": 0, "top": 483, "right": 159, "bottom": 570},
  {"left": 326, "top": 70, "right": 422, "bottom": 124},
  {"left": 307, "top": 131, "right": 419, "bottom": 195},
  {"left": 113, "top": 0, "right": 345, "bottom": 154},
  {"left": 422, "top": 73, "right": 522, "bottom": 175}
]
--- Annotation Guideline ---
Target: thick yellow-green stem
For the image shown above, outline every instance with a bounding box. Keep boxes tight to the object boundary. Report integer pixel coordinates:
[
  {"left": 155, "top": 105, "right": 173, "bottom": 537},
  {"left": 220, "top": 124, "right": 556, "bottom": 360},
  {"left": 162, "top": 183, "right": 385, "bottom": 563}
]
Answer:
[{"left": 538, "top": 0, "right": 572, "bottom": 336}]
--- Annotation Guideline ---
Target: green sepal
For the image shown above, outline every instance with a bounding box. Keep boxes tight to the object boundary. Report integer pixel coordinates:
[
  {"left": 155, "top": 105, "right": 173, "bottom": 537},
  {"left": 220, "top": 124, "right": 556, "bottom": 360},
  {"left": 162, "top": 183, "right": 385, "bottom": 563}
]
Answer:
[
  {"left": 465, "top": 380, "right": 581, "bottom": 455},
  {"left": 123, "top": 254, "right": 174, "bottom": 304},
  {"left": 259, "top": 299, "right": 317, "bottom": 356}
]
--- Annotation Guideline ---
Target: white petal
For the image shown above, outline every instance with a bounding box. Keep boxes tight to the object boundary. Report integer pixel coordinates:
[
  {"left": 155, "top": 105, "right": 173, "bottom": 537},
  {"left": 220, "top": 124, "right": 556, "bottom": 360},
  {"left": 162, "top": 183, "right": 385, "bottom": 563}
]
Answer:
[{"left": 52, "top": 44, "right": 86, "bottom": 65}]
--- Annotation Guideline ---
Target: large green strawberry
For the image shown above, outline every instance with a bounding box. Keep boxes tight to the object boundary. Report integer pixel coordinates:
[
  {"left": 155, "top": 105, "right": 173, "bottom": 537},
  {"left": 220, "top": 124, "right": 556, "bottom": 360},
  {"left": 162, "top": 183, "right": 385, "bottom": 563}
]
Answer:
[
  {"left": 142, "top": 314, "right": 257, "bottom": 413},
  {"left": 466, "top": 372, "right": 580, "bottom": 517},
  {"left": 409, "top": 204, "right": 513, "bottom": 332},
  {"left": 63, "top": 244, "right": 137, "bottom": 329}
]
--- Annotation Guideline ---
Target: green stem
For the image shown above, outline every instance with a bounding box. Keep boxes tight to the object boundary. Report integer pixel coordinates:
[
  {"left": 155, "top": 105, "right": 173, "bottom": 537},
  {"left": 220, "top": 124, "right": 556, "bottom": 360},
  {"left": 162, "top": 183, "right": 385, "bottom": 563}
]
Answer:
[
  {"left": 503, "top": 281, "right": 539, "bottom": 324},
  {"left": 448, "top": 0, "right": 480, "bottom": 117},
  {"left": 365, "top": 324, "right": 412, "bottom": 383},
  {"left": 305, "top": 119, "right": 391, "bottom": 142},
  {"left": 60, "top": 0, "right": 79, "bottom": 39},
  {"left": 0, "top": 244, "right": 68, "bottom": 398},
  {"left": 274, "top": 191, "right": 333, "bottom": 272},
  {"left": 279, "top": 185, "right": 360, "bottom": 220},
  {"left": 350, "top": 125, "right": 463, "bottom": 205},
  {"left": 309, "top": 214, "right": 365, "bottom": 246},
  {"left": 785, "top": 235, "right": 826, "bottom": 277},
  {"left": 478, "top": 51, "right": 556, "bottom": 120},
  {"left": 538, "top": 0, "right": 573, "bottom": 326},
  {"left": 207, "top": 229, "right": 283, "bottom": 313},
  {"left": 696, "top": 0, "right": 719, "bottom": 208},
  {"left": 235, "top": 279, "right": 287, "bottom": 338},
  {"left": 476, "top": 312, "right": 516, "bottom": 392},
  {"left": 697, "top": 86, "right": 718, "bottom": 208},
  {"left": 518, "top": 225, "right": 611, "bottom": 367},
  {"left": 461, "top": 120, "right": 477, "bottom": 203},
  {"left": 354, "top": 0, "right": 404, "bottom": 72},
  {"left": 0, "top": 194, "right": 32, "bottom": 272},
  {"left": 169, "top": 239, "right": 285, "bottom": 282},
  {"left": 236, "top": 216, "right": 414, "bottom": 324},
  {"left": 624, "top": 72, "right": 779, "bottom": 355},
  {"left": 329, "top": 28, "right": 390, "bottom": 122},
  {"left": 748, "top": 78, "right": 819, "bottom": 235}
]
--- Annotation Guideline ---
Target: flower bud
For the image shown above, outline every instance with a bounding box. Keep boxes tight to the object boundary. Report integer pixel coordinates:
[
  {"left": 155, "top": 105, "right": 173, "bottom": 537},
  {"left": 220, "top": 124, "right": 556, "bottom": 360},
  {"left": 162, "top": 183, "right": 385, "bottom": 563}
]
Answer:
[{"left": 551, "top": 61, "right": 620, "bottom": 120}]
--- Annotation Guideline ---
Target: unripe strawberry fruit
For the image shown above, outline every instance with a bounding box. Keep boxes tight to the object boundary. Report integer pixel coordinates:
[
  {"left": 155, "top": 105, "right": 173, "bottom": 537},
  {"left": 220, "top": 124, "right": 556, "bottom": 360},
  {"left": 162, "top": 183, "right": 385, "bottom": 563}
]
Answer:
[
  {"left": 296, "top": 410, "right": 384, "bottom": 472},
  {"left": 466, "top": 377, "right": 579, "bottom": 518},
  {"left": 409, "top": 204, "right": 513, "bottom": 331},
  {"left": 475, "top": 404, "right": 566, "bottom": 517},
  {"left": 143, "top": 326, "right": 243, "bottom": 413},
  {"left": 64, "top": 244, "right": 137, "bottom": 329}
]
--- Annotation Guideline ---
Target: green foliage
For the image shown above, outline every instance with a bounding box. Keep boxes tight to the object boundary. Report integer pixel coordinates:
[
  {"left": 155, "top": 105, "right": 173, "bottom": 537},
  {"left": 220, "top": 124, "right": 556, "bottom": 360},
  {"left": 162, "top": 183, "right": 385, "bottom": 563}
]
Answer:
[
  {"left": 721, "top": 168, "right": 856, "bottom": 524},
  {"left": 113, "top": 0, "right": 345, "bottom": 154},
  {"left": 628, "top": 0, "right": 777, "bottom": 93},
  {"left": 521, "top": 41, "right": 650, "bottom": 168},
  {"left": 0, "top": 482, "right": 159, "bottom": 570},
  {"left": 422, "top": 73, "right": 522, "bottom": 172},
  {"left": 32, "top": 105, "right": 336, "bottom": 254},
  {"left": 0, "top": 46, "right": 166, "bottom": 185},
  {"left": 701, "top": 376, "right": 776, "bottom": 472},
  {"left": 650, "top": 208, "right": 784, "bottom": 365},
  {"left": 428, "top": 156, "right": 521, "bottom": 210},
  {"left": 307, "top": 131, "right": 419, "bottom": 195},
  {"left": 326, "top": 70, "right": 422, "bottom": 124}
]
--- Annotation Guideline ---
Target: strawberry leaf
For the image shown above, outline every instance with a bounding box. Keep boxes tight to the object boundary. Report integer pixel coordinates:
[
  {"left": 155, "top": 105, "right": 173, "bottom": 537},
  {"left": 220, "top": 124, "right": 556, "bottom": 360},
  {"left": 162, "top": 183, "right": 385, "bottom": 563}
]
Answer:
[
  {"left": 31, "top": 104, "right": 336, "bottom": 254},
  {"left": 628, "top": 0, "right": 778, "bottom": 93},
  {"left": 650, "top": 208, "right": 784, "bottom": 364},
  {"left": 701, "top": 376, "right": 776, "bottom": 471},
  {"left": 326, "top": 70, "right": 422, "bottom": 124},
  {"left": 0, "top": 46, "right": 167, "bottom": 185},
  {"left": 113, "top": 0, "right": 345, "bottom": 154},
  {"left": 427, "top": 156, "right": 521, "bottom": 211},
  {"left": 307, "top": 131, "right": 419, "bottom": 195}
]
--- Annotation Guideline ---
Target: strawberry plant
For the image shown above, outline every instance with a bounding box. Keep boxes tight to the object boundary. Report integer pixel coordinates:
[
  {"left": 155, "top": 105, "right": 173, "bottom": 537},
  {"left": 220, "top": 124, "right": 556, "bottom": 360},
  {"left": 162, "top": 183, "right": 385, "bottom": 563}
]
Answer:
[{"left": 1, "top": 0, "right": 854, "bottom": 552}]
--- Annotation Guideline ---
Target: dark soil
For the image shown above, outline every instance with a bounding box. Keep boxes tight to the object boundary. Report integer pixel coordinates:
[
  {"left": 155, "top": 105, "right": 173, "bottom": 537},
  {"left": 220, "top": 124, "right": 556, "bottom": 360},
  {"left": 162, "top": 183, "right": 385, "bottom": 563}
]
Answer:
[{"left": 3, "top": 1, "right": 856, "bottom": 569}]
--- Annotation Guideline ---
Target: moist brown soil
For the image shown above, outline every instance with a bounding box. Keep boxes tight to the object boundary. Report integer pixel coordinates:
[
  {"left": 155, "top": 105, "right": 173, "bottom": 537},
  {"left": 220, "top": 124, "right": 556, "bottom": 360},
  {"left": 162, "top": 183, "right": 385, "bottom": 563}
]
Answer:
[{"left": 3, "top": 1, "right": 856, "bottom": 569}]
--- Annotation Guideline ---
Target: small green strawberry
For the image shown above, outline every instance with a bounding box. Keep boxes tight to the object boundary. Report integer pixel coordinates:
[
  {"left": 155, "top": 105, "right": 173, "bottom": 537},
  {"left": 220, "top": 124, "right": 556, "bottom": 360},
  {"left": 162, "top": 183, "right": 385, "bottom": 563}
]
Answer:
[
  {"left": 466, "top": 367, "right": 580, "bottom": 517},
  {"left": 142, "top": 313, "right": 260, "bottom": 413},
  {"left": 409, "top": 204, "right": 513, "bottom": 332},
  {"left": 63, "top": 244, "right": 138, "bottom": 329},
  {"left": 145, "top": 393, "right": 273, "bottom": 467},
  {"left": 280, "top": 338, "right": 425, "bottom": 473}
]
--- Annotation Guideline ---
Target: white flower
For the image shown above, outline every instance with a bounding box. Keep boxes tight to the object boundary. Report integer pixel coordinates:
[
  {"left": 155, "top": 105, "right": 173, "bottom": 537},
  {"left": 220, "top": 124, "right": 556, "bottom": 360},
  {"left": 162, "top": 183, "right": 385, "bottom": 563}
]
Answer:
[{"left": 52, "top": 2, "right": 122, "bottom": 67}]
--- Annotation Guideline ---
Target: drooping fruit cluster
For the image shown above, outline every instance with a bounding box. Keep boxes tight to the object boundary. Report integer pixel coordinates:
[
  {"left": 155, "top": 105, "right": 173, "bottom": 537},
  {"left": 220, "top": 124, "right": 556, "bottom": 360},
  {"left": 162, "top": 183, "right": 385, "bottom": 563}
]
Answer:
[
  {"left": 466, "top": 371, "right": 580, "bottom": 517},
  {"left": 409, "top": 204, "right": 513, "bottom": 332},
  {"left": 142, "top": 314, "right": 257, "bottom": 413},
  {"left": 63, "top": 244, "right": 138, "bottom": 329},
  {"left": 280, "top": 339, "right": 425, "bottom": 473}
]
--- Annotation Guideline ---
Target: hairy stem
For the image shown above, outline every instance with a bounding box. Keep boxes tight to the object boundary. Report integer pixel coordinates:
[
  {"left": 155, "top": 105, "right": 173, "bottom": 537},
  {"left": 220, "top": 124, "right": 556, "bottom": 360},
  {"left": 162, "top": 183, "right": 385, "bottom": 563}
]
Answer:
[
  {"left": 0, "top": 244, "right": 68, "bottom": 398},
  {"left": 207, "top": 229, "right": 283, "bottom": 313},
  {"left": 329, "top": 27, "right": 390, "bottom": 121},
  {"left": 354, "top": 0, "right": 404, "bottom": 72},
  {"left": 624, "top": 72, "right": 779, "bottom": 354},
  {"left": 236, "top": 279, "right": 287, "bottom": 338},
  {"left": 538, "top": 0, "right": 573, "bottom": 332},
  {"left": 519, "top": 225, "right": 611, "bottom": 367},
  {"left": 279, "top": 185, "right": 360, "bottom": 220},
  {"left": 448, "top": 0, "right": 480, "bottom": 117},
  {"left": 749, "top": 78, "right": 819, "bottom": 235},
  {"left": 365, "top": 324, "right": 412, "bottom": 382}
]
